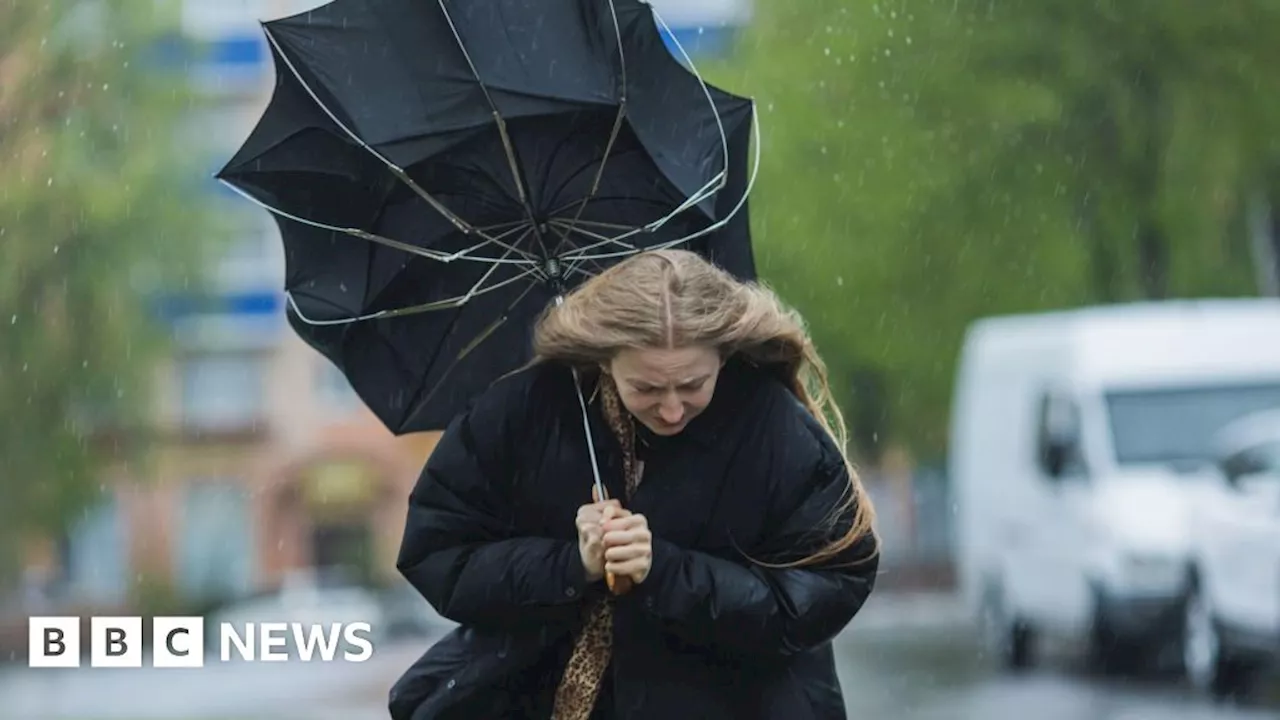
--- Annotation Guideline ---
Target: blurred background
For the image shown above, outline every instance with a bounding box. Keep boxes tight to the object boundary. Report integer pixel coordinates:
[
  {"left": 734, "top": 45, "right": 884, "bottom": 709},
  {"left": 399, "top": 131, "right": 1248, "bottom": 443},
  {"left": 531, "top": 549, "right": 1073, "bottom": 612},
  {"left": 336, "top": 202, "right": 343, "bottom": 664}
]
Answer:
[{"left": 2, "top": 0, "right": 1279, "bottom": 718}]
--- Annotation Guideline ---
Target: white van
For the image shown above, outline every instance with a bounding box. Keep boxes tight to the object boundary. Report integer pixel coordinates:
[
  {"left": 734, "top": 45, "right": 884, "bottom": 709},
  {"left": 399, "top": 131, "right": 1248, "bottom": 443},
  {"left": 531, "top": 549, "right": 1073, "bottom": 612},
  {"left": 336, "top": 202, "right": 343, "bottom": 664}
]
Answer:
[
  {"left": 1185, "top": 409, "right": 1280, "bottom": 699},
  {"left": 948, "top": 299, "right": 1280, "bottom": 675}
]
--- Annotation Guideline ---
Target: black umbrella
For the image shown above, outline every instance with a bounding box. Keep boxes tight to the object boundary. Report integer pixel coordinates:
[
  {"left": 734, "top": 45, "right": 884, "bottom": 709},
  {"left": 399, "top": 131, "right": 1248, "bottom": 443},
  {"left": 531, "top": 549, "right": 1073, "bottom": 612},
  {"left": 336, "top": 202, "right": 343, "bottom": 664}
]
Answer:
[{"left": 216, "top": 0, "right": 758, "bottom": 436}]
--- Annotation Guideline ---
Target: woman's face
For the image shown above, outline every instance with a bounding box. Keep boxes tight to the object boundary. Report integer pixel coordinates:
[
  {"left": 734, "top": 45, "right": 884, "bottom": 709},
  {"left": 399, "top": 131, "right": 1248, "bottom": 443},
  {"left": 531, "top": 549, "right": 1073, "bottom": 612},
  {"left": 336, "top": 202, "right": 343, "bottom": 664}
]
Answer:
[{"left": 607, "top": 345, "right": 722, "bottom": 436}]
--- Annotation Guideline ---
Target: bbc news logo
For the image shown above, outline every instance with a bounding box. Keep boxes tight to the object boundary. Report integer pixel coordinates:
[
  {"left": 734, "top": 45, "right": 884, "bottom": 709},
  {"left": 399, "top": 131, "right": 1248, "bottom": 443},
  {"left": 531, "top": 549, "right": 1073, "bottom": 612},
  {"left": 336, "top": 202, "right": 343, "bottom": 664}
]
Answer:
[{"left": 28, "top": 617, "right": 374, "bottom": 668}]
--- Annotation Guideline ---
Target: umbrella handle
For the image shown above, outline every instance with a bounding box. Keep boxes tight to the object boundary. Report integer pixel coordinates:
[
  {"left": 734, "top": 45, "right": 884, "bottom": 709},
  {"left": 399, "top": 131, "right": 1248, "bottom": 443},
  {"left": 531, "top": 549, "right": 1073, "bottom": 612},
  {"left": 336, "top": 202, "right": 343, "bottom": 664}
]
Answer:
[
  {"left": 607, "top": 571, "right": 633, "bottom": 595},
  {"left": 593, "top": 484, "right": 634, "bottom": 596}
]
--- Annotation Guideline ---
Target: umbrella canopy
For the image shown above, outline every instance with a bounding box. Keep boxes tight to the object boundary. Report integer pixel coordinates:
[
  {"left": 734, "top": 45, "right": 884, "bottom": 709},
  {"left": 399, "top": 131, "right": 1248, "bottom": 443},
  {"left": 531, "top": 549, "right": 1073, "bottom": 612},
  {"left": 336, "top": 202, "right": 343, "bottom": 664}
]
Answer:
[{"left": 217, "top": 0, "right": 758, "bottom": 434}]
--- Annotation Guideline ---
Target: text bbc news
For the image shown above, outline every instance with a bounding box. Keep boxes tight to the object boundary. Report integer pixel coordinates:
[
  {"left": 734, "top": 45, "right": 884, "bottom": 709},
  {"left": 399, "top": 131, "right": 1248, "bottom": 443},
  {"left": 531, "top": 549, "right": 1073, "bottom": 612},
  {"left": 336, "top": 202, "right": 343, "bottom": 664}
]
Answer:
[{"left": 27, "top": 617, "right": 375, "bottom": 668}]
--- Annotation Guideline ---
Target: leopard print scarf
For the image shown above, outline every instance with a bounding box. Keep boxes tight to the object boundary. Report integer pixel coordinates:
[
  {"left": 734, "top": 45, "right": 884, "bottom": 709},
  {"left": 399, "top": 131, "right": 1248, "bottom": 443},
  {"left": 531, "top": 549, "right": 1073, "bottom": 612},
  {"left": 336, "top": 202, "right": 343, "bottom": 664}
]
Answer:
[{"left": 550, "top": 373, "right": 640, "bottom": 720}]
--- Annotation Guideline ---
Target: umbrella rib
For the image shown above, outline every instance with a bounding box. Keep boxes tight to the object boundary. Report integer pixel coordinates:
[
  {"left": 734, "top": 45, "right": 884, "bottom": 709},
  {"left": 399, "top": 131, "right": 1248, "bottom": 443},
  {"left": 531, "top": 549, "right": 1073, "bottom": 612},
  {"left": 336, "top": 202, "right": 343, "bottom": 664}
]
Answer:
[
  {"left": 364, "top": 224, "right": 538, "bottom": 315},
  {"left": 557, "top": 105, "right": 760, "bottom": 271},
  {"left": 218, "top": 179, "right": 543, "bottom": 272},
  {"left": 260, "top": 25, "right": 513, "bottom": 249},
  {"left": 647, "top": 5, "right": 730, "bottom": 201},
  {"left": 216, "top": 178, "right": 533, "bottom": 266},
  {"left": 544, "top": 220, "right": 610, "bottom": 277},
  {"left": 547, "top": 219, "right": 636, "bottom": 254},
  {"left": 551, "top": 0, "right": 630, "bottom": 258},
  {"left": 406, "top": 276, "right": 541, "bottom": 423},
  {"left": 565, "top": 111, "right": 760, "bottom": 265},
  {"left": 289, "top": 239, "right": 541, "bottom": 326},
  {"left": 288, "top": 263, "right": 543, "bottom": 326},
  {"left": 448, "top": 223, "right": 539, "bottom": 264},
  {"left": 436, "top": 0, "right": 543, "bottom": 246},
  {"left": 554, "top": 4, "right": 755, "bottom": 272},
  {"left": 550, "top": 103, "right": 627, "bottom": 259}
]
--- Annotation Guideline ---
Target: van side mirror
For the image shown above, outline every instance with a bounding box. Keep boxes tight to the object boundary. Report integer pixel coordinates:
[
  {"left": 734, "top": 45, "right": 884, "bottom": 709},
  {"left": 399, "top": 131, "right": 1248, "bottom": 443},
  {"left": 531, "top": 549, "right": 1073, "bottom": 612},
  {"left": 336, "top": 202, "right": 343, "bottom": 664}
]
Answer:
[
  {"left": 1219, "top": 449, "right": 1263, "bottom": 489},
  {"left": 1037, "top": 391, "right": 1082, "bottom": 479}
]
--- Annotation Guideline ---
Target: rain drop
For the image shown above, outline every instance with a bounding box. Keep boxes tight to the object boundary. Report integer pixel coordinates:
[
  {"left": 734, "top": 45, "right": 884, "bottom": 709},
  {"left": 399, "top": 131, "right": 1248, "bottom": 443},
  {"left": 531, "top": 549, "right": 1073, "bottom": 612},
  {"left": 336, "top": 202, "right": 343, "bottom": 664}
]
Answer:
[
  {"left": 9, "top": 315, "right": 16, "bottom": 325},
  {"left": 824, "top": 47, "right": 830, "bottom": 56}
]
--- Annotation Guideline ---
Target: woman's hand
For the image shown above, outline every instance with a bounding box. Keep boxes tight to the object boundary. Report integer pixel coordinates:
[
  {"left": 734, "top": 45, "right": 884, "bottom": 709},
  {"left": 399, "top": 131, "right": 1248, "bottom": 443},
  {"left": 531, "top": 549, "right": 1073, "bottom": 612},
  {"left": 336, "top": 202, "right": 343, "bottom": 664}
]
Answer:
[
  {"left": 603, "top": 513, "right": 652, "bottom": 585},
  {"left": 576, "top": 497, "right": 628, "bottom": 582}
]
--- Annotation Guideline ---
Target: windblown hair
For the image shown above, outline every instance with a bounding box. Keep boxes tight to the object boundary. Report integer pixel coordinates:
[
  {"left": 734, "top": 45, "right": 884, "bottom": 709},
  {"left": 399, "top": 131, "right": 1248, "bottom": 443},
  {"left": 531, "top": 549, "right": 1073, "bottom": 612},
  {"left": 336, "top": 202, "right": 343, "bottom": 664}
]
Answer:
[{"left": 531, "top": 249, "right": 877, "bottom": 568}]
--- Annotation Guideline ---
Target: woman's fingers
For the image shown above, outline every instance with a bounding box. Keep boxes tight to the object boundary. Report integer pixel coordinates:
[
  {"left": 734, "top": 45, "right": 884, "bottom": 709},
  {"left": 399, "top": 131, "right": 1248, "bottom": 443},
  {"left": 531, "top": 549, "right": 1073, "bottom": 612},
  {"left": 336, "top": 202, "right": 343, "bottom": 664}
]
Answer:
[
  {"left": 604, "top": 542, "right": 650, "bottom": 562},
  {"left": 602, "top": 513, "right": 647, "bottom": 536},
  {"left": 577, "top": 499, "right": 623, "bottom": 521},
  {"left": 604, "top": 556, "right": 651, "bottom": 581},
  {"left": 603, "top": 527, "right": 650, "bottom": 548}
]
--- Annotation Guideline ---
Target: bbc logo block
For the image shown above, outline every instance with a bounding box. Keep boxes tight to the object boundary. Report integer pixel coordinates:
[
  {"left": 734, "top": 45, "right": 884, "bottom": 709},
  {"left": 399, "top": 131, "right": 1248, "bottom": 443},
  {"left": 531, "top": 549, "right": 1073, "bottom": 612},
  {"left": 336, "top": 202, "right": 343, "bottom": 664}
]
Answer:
[
  {"left": 29, "top": 616, "right": 204, "bottom": 668},
  {"left": 153, "top": 617, "right": 204, "bottom": 668},
  {"left": 28, "top": 617, "right": 80, "bottom": 668},
  {"left": 91, "top": 617, "right": 142, "bottom": 667}
]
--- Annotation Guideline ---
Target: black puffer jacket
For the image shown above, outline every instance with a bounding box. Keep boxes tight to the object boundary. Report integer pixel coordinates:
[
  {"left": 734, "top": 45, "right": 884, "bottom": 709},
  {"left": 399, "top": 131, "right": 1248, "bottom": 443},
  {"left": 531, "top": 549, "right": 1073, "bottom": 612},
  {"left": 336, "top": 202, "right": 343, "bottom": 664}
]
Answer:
[{"left": 389, "top": 356, "right": 879, "bottom": 720}]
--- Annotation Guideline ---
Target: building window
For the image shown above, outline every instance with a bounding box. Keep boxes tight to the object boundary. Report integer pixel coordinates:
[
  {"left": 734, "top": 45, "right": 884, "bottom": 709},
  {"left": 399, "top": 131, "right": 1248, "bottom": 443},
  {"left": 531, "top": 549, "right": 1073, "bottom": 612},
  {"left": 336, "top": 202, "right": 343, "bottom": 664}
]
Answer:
[
  {"left": 177, "top": 479, "right": 255, "bottom": 603},
  {"left": 180, "top": 353, "right": 266, "bottom": 432}
]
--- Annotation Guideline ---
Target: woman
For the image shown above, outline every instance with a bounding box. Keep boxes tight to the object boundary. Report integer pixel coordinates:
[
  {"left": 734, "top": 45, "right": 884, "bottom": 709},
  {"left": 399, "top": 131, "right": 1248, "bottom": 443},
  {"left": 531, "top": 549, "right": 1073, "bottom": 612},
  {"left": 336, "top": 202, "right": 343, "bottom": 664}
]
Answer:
[{"left": 389, "top": 249, "right": 879, "bottom": 720}]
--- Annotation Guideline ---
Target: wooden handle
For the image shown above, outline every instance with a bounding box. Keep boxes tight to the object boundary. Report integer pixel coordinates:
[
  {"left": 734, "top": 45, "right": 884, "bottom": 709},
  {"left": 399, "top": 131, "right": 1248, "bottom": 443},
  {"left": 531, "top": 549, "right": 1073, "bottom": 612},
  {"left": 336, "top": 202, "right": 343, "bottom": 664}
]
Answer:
[
  {"left": 593, "top": 485, "right": 632, "bottom": 594},
  {"left": 607, "top": 571, "right": 633, "bottom": 595}
]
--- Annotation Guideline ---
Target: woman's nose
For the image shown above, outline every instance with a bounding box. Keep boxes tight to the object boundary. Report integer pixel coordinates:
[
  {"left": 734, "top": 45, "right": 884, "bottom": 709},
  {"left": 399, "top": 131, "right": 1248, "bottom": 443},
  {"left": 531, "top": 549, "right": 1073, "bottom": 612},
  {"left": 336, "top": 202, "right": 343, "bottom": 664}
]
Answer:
[{"left": 658, "top": 398, "right": 684, "bottom": 423}]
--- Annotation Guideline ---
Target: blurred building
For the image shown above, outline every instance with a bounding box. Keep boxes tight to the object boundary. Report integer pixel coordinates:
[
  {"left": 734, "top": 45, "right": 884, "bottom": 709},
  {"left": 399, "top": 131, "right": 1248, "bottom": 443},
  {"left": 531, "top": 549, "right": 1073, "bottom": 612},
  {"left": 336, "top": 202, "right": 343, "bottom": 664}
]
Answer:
[{"left": 28, "top": 0, "right": 755, "bottom": 615}]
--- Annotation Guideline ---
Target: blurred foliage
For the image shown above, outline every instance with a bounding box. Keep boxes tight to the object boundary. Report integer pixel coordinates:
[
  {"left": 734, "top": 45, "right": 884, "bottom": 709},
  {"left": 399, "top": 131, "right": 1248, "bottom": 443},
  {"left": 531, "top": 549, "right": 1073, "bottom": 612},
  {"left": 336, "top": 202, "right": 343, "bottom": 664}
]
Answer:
[
  {"left": 0, "top": 0, "right": 231, "bottom": 580},
  {"left": 709, "top": 0, "right": 1280, "bottom": 458}
]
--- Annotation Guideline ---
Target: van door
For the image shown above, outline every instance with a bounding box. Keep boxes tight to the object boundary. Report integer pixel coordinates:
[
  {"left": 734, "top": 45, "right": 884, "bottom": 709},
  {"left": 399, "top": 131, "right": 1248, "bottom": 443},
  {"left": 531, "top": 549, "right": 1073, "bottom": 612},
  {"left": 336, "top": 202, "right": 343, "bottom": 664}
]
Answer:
[
  {"left": 1219, "top": 441, "right": 1280, "bottom": 638},
  {"left": 1018, "top": 389, "right": 1094, "bottom": 632}
]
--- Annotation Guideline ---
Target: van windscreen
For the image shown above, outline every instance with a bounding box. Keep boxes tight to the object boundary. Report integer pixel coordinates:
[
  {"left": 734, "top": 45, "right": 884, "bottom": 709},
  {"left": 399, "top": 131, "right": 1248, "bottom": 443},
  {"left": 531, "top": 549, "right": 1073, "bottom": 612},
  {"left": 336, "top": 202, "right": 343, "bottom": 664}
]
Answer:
[{"left": 1106, "top": 383, "right": 1280, "bottom": 465}]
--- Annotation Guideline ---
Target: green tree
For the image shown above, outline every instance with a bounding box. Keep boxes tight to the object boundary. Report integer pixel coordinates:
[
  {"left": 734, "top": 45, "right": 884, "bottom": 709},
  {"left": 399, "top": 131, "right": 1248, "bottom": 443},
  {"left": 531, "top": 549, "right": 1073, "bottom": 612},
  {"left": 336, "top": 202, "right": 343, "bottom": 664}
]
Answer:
[
  {"left": 712, "top": 0, "right": 1280, "bottom": 456},
  {"left": 0, "top": 0, "right": 228, "bottom": 580}
]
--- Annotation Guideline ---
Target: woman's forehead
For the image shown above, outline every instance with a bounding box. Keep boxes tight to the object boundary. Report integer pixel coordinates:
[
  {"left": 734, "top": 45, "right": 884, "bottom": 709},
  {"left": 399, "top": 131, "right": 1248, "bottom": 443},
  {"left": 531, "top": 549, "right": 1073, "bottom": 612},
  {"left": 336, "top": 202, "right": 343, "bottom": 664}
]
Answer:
[{"left": 613, "top": 346, "right": 719, "bottom": 382}]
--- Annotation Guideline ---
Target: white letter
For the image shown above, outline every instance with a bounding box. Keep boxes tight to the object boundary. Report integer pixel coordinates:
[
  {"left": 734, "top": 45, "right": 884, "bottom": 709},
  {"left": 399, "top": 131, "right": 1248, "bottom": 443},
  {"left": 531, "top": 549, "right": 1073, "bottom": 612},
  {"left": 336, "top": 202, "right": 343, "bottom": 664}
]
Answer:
[
  {"left": 220, "top": 623, "right": 254, "bottom": 662},
  {"left": 343, "top": 622, "right": 373, "bottom": 662},
  {"left": 28, "top": 617, "right": 80, "bottom": 668},
  {"left": 260, "top": 622, "right": 288, "bottom": 661},
  {"left": 291, "top": 623, "right": 342, "bottom": 662}
]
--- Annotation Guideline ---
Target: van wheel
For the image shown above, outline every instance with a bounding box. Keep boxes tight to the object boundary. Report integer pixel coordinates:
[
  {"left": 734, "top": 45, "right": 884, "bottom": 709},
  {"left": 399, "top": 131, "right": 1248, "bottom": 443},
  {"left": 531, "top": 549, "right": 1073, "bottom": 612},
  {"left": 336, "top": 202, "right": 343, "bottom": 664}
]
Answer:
[
  {"left": 1088, "top": 595, "right": 1143, "bottom": 676},
  {"left": 1182, "top": 582, "right": 1257, "bottom": 702},
  {"left": 981, "top": 583, "right": 1035, "bottom": 671}
]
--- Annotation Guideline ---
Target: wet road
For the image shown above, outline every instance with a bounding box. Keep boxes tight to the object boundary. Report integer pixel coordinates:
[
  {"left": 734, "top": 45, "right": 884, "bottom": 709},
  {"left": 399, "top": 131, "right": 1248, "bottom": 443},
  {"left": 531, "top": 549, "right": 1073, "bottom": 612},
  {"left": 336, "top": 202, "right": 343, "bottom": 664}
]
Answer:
[
  {"left": 834, "top": 621, "right": 1278, "bottom": 720},
  {"left": 1, "top": 594, "right": 1275, "bottom": 719}
]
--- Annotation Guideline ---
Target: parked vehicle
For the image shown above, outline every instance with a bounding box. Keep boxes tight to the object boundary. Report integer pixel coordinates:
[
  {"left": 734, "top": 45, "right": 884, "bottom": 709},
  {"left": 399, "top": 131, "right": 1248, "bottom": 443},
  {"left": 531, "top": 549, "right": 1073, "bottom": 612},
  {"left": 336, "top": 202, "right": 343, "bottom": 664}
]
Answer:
[
  {"left": 1185, "top": 409, "right": 1280, "bottom": 699},
  {"left": 949, "top": 299, "right": 1280, "bottom": 675}
]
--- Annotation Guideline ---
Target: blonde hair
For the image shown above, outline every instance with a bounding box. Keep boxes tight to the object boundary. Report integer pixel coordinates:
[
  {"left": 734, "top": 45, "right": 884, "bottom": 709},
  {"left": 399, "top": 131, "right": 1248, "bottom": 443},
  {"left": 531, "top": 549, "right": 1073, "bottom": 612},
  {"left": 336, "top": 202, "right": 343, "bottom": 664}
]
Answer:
[{"left": 531, "top": 249, "right": 877, "bottom": 568}]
